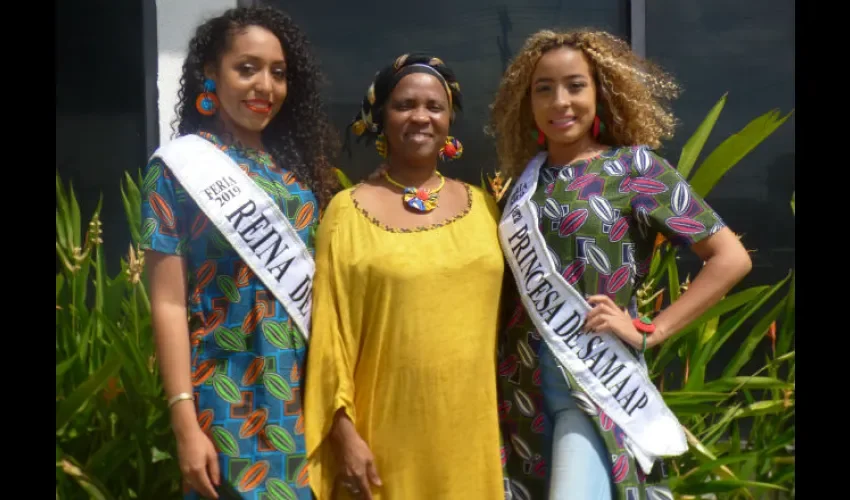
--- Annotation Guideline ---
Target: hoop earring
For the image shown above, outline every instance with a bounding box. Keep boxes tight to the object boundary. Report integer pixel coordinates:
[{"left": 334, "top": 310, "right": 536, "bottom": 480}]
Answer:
[
  {"left": 375, "top": 133, "right": 388, "bottom": 158},
  {"left": 196, "top": 78, "right": 219, "bottom": 116},
  {"left": 439, "top": 136, "right": 463, "bottom": 162}
]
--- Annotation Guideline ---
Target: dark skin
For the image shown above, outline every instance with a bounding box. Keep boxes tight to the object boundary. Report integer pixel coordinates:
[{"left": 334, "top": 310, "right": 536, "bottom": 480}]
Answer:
[
  {"left": 147, "top": 26, "right": 289, "bottom": 500},
  {"left": 331, "top": 72, "right": 468, "bottom": 498},
  {"left": 351, "top": 72, "right": 468, "bottom": 231},
  {"left": 204, "top": 25, "right": 288, "bottom": 150}
]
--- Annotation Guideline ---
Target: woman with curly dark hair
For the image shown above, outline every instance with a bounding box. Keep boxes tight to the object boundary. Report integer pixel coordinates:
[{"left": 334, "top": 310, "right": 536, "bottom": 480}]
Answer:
[
  {"left": 490, "top": 29, "right": 752, "bottom": 499},
  {"left": 141, "top": 6, "right": 338, "bottom": 499}
]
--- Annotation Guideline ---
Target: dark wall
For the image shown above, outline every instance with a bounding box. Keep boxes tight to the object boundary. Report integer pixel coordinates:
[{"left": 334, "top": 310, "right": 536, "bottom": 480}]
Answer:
[
  {"left": 261, "top": 0, "right": 795, "bottom": 278},
  {"left": 644, "top": 0, "right": 796, "bottom": 375},
  {"left": 55, "top": 0, "right": 794, "bottom": 351},
  {"left": 256, "top": 0, "right": 795, "bottom": 378},
  {"left": 259, "top": 0, "right": 629, "bottom": 184},
  {"left": 56, "top": 0, "right": 158, "bottom": 275},
  {"left": 645, "top": 0, "right": 796, "bottom": 288}
]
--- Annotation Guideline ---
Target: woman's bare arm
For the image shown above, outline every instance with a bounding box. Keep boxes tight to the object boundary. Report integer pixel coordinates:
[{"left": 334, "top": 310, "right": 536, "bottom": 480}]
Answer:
[
  {"left": 649, "top": 227, "right": 753, "bottom": 347},
  {"left": 146, "top": 250, "right": 220, "bottom": 497}
]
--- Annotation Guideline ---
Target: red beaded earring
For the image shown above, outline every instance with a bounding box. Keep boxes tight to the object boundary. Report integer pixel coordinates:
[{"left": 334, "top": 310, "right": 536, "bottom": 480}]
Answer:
[{"left": 531, "top": 125, "right": 546, "bottom": 147}]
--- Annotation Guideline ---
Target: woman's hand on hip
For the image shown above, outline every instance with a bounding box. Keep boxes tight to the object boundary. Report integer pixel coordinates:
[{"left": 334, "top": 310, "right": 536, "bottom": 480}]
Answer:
[{"left": 585, "top": 295, "right": 647, "bottom": 349}]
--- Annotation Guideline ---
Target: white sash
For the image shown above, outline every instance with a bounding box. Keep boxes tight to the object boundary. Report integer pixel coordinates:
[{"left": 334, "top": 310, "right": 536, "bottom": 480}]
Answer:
[
  {"left": 152, "top": 134, "right": 314, "bottom": 343},
  {"left": 498, "top": 152, "right": 687, "bottom": 473}
]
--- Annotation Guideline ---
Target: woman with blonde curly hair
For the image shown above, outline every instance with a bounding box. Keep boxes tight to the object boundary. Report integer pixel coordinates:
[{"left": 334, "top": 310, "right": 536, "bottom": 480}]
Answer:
[{"left": 490, "top": 29, "right": 752, "bottom": 499}]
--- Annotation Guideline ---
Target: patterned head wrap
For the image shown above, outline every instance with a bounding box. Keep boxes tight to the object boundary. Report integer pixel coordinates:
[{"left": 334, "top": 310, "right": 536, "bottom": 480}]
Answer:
[{"left": 345, "top": 53, "right": 463, "bottom": 152}]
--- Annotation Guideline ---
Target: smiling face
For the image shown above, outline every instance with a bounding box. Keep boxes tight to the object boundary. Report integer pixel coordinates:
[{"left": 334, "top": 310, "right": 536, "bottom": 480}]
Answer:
[
  {"left": 530, "top": 46, "right": 598, "bottom": 147},
  {"left": 382, "top": 72, "right": 451, "bottom": 164},
  {"left": 206, "top": 25, "right": 288, "bottom": 136}
]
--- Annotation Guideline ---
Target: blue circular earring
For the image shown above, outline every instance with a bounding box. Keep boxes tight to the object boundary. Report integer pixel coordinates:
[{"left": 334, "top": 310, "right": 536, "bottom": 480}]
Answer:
[{"left": 196, "top": 78, "right": 219, "bottom": 116}]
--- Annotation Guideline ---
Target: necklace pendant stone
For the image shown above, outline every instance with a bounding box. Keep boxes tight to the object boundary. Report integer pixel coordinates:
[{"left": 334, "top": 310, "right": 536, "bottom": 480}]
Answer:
[{"left": 402, "top": 187, "right": 437, "bottom": 212}]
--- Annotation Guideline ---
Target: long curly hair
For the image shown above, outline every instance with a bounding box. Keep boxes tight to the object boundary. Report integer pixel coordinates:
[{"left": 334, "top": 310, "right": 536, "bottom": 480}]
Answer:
[
  {"left": 489, "top": 28, "right": 681, "bottom": 177},
  {"left": 172, "top": 6, "right": 339, "bottom": 209}
]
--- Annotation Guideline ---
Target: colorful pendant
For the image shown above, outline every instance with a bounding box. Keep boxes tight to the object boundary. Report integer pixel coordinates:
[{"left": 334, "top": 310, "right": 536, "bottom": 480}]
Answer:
[
  {"left": 403, "top": 186, "right": 439, "bottom": 212},
  {"left": 383, "top": 171, "right": 446, "bottom": 213}
]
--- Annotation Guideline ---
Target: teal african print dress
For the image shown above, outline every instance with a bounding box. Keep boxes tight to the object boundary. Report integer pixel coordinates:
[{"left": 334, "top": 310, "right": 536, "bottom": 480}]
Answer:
[
  {"left": 140, "top": 131, "right": 317, "bottom": 500},
  {"left": 498, "top": 145, "right": 725, "bottom": 500}
]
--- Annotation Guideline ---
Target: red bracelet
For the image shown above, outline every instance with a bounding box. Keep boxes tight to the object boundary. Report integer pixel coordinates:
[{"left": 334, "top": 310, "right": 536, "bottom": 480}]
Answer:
[{"left": 632, "top": 316, "right": 656, "bottom": 334}]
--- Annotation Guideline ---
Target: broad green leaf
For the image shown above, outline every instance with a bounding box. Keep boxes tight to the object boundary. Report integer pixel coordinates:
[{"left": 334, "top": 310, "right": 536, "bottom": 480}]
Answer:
[
  {"left": 678, "top": 93, "right": 727, "bottom": 179},
  {"left": 58, "top": 456, "right": 115, "bottom": 500},
  {"left": 702, "top": 403, "right": 743, "bottom": 445},
  {"left": 703, "top": 376, "right": 793, "bottom": 392},
  {"left": 662, "top": 403, "right": 729, "bottom": 415},
  {"left": 85, "top": 438, "right": 137, "bottom": 476},
  {"left": 679, "top": 451, "right": 760, "bottom": 481},
  {"left": 56, "top": 355, "right": 78, "bottom": 383},
  {"left": 652, "top": 285, "right": 768, "bottom": 372},
  {"left": 69, "top": 180, "right": 82, "bottom": 249},
  {"left": 661, "top": 390, "right": 730, "bottom": 405},
  {"left": 646, "top": 244, "right": 677, "bottom": 289},
  {"left": 723, "top": 296, "right": 787, "bottom": 377},
  {"left": 689, "top": 108, "right": 793, "bottom": 198},
  {"left": 697, "top": 314, "right": 719, "bottom": 349},
  {"left": 708, "top": 274, "right": 791, "bottom": 361},
  {"left": 56, "top": 353, "right": 122, "bottom": 432},
  {"left": 776, "top": 270, "right": 795, "bottom": 356},
  {"left": 735, "top": 400, "right": 789, "bottom": 418},
  {"left": 96, "top": 310, "right": 149, "bottom": 384},
  {"left": 56, "top": 274, "right": 65, "bottom": 302},
  {"left": 56, "top": 172, "right": 74, "bottom": 250},
  {"left": 151, "top": 446, "right": 172, "bottom": 463},
  {"left": 56, "top": 210, "right": 69, "bottom": 251},
  {"left": 666, "top": 250, "right": 681, "bottom": 304},
  {"left": 121, "top": 174, "right": 141, "bottom": 245},
  {"left": 686, "top": 273, "right": 790, "bottom": 389},
  {"left": 675, "top": 479, "right": 788, "bottom": 495},
  {"left": 680, "top": 427, "right": 741, "bottom": 484}
]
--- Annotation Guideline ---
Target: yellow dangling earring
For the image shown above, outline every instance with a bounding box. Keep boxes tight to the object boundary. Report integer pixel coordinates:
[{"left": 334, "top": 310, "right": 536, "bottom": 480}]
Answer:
[{"left": 375, "top": 133, "right": 388, "bottom": 158}]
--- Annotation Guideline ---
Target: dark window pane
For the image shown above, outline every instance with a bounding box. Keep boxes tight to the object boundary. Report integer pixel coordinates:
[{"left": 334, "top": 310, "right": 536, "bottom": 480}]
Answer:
[{"left": 56, "top": 1, "right": 157, "bottom": 273}]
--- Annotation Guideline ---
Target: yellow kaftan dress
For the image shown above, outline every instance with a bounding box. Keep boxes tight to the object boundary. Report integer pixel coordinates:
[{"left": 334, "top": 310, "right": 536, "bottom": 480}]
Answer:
[{"left": 305, "top": 184, "right": 505, "bottom": 499}]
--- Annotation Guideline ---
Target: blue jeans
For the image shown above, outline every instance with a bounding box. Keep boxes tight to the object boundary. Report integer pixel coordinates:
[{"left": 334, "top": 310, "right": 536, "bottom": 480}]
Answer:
[{"left": 540, "top": 347, "right": 614, "bottom": 500}]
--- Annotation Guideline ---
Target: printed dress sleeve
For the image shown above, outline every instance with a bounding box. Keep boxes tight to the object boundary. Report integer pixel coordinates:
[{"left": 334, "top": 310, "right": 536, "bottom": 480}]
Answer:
[
  {"left": 139, "top": 158, "right": 188, "bottom": 255},
  {"left": 628, "top": 147, "right": 726, "bottom": 248}
]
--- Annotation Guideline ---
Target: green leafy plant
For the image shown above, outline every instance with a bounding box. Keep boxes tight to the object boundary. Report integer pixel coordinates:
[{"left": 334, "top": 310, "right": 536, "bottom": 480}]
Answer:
[
  {"left": 56, "top": 171, "right": 181, "bottom": 499},
  {"left": 635, "top": 95, "right": 795, "bottom": 499}
]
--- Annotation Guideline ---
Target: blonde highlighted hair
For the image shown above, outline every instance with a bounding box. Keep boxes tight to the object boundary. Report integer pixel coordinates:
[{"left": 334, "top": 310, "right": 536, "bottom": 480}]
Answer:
[{"left": 489, "top": 28, "right": 681, "bottom": 177}]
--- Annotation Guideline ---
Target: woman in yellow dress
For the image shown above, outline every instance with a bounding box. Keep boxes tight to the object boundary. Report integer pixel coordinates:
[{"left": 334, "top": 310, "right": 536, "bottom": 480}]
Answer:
[{"left": 304, "top": 53, "right": 506, "bottom": 499}]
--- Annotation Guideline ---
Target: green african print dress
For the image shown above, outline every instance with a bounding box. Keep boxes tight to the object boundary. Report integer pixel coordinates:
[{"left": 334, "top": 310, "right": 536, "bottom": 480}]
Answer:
[
  {"left": 498, "top": 145, "right": 725, "bottom": 500},
  {"left": 140, "top": 131, "right": 318, "bottom": 500}
]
